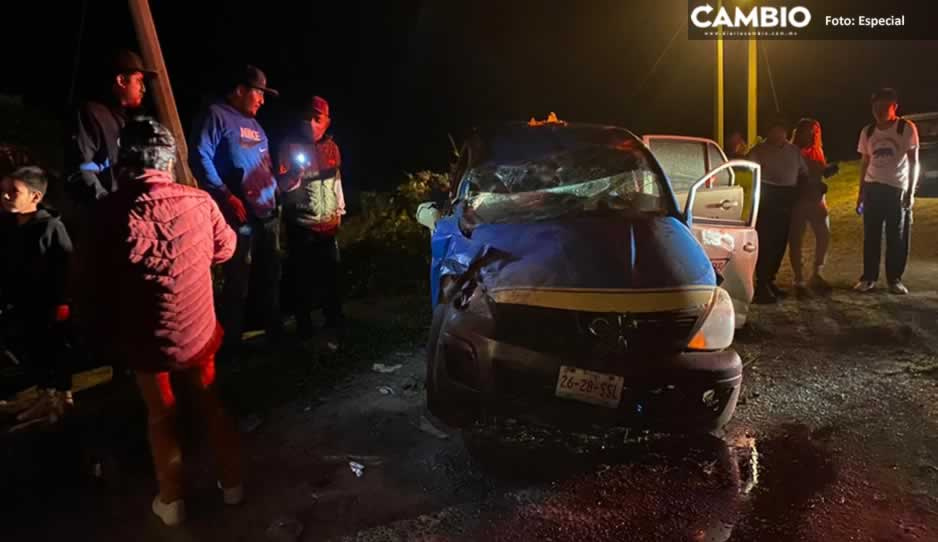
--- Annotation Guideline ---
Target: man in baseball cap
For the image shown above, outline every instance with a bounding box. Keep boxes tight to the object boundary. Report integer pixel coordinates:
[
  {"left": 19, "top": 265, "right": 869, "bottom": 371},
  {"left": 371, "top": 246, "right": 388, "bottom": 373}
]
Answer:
[
  {"left": 277, "top": 96, "right": 346, "bottom": 350},
  {"left": 66, "top": 49, "right": 157, "bottom": 205},
  {"left": 189, "top": 65, "right": 299, "bottom": 363}
]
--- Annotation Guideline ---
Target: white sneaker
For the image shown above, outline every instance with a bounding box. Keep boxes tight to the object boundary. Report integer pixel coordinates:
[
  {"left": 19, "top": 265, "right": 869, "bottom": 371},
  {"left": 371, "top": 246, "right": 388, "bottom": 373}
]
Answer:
[
  {"left": 888, "top": 281, "right": 910, "bottom": 295},
  {"left": 152, "top": 496, "right": 186, "bottom": 526},
  {"left": 853, "top": 280, "right": 876, "bottom": 293},
  {"left": 218, "top": 481, "right": 244, "bottom": 505}
]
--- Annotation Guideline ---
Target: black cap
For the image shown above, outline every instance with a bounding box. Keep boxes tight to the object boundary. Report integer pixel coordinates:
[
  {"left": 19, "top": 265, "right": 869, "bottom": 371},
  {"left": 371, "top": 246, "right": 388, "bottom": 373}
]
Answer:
[
  {"left": 234, "top": 65, "right": 279, "bottom": 97},
  {"left": 119, "top": 117, "right": 176, "bottom": 152},
  {"left": 112, "top": 49, "right": 157, "bottom": 77},
  {"left": 871, "top": 87, "right": 898, "bottom": 104}
]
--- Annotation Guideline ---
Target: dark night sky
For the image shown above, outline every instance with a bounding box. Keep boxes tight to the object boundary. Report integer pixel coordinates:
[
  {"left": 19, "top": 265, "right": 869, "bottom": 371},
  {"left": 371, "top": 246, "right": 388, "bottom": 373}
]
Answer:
[{"left": 3, "top": 1, "right": 938, "bottom": 192}]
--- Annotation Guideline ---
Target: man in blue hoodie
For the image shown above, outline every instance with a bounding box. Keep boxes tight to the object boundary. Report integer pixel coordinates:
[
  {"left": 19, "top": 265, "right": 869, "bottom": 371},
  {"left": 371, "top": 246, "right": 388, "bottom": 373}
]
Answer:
[{"left": 189, "top": 65, "right": 301, "bottom": 361}]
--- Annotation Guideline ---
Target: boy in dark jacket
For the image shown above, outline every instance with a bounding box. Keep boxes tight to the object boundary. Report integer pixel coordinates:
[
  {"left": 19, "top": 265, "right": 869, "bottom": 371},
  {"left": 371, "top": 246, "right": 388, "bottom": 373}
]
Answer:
[
  {"left": 0, "top": 167, "right": 74, "bottom": 407},
  {"left": 278, "top": 96, "right": 346, "bottom": 349}
]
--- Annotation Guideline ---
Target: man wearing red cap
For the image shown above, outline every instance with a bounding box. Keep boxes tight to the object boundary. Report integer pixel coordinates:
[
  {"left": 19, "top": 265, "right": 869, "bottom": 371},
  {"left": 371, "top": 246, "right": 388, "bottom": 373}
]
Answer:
[{"left": 278, "top": 96, "right": 346, "bottom": 349}]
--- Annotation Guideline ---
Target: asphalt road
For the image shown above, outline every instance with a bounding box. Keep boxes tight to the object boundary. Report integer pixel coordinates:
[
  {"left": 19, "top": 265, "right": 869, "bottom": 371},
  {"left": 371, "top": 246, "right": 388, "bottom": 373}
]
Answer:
[{"left": 5, "top": 283, "right": 937, "bottom": 542}]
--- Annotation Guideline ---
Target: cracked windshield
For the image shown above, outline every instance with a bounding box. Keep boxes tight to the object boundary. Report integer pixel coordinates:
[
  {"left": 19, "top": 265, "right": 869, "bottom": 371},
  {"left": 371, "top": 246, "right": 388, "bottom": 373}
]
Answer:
[{"left": 464, "top": 135, "right": 669, "bottom": 223}]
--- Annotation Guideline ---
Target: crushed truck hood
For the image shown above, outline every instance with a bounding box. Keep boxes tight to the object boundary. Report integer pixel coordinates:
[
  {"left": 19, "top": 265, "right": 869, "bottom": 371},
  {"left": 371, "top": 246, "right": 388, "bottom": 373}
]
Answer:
[{"left": 430, "top": 212, "right": 715, "bottom": 312}]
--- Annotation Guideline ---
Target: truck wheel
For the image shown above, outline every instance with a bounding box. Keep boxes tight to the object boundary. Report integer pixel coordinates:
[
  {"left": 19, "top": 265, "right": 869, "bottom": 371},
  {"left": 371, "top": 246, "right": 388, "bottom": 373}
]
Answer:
[{"left": 425, "top": 302, "right": 449, "bottom": 418}]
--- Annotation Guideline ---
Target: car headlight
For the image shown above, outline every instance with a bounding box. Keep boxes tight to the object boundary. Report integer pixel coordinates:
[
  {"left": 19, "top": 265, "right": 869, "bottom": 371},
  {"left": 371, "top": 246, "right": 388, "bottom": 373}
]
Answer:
[{"left": 687, "top": 287, "right": 735, "bottom": 351}]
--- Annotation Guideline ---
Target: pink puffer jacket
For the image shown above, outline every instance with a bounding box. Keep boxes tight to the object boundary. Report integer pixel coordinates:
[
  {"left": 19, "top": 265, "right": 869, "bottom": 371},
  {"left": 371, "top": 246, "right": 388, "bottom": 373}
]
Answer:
[{"left": 92, "top": 170, "right": 236, "bottom": 372}]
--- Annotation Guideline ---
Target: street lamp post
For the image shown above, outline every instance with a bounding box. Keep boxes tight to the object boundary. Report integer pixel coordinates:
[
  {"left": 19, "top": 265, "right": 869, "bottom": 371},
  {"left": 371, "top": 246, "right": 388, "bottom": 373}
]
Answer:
[
  {"left": 747, "top": 36, "right": 758, "bottom": 146},
  {"left": 714, "top": 0, "right": 724, "bottom": 148}
]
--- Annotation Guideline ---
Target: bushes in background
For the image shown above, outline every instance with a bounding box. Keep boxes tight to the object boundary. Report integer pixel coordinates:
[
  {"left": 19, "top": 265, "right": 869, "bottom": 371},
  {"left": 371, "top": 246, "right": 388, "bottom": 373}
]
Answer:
[{"left": 339, "top": 171, "right": 451, "bottom": 299}]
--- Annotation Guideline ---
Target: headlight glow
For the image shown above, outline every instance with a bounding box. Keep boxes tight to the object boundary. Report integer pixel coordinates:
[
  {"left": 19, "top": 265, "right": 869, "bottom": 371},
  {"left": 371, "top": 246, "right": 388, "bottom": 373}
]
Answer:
[{"left": 687, "top": 287, "right": 735, "bottom": 351}]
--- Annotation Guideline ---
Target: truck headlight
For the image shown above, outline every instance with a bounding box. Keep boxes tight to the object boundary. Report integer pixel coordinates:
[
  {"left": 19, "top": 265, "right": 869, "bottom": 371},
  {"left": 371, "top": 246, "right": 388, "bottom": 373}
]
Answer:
[{"left": 687, "top": 287, "right": 735, "bottom": 351}]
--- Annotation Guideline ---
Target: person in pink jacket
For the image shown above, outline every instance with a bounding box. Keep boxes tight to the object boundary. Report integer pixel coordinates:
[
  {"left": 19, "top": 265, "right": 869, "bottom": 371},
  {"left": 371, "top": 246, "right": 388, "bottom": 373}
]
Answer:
[{"left": 89, "top": 118, "right": 241, "bottom": 526}]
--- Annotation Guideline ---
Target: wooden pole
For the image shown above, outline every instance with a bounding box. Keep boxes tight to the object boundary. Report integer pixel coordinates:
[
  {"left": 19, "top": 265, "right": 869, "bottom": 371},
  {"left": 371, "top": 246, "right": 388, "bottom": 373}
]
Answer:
[{"left": 127, "top": 0, "right": 196, "bottom": 187}]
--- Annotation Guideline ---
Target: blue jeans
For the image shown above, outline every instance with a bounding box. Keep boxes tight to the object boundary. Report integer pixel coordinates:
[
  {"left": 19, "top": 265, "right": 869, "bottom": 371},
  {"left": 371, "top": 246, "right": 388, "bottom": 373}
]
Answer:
[{"left": 219, "top": 218, "right": 281, "bottom": 355}]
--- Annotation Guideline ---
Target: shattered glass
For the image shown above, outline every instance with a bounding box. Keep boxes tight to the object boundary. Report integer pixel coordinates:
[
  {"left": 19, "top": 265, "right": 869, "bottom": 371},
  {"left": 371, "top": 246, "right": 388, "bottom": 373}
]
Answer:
[{"left": 463, "top": 145, "right": 668, "bottom": 224}]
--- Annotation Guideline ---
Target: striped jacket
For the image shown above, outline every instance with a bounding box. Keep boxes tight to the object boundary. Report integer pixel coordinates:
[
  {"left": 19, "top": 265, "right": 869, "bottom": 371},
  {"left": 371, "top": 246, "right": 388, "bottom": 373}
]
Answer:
[{"left": 279, "top": 135, "right": 346, "bottom": 234}]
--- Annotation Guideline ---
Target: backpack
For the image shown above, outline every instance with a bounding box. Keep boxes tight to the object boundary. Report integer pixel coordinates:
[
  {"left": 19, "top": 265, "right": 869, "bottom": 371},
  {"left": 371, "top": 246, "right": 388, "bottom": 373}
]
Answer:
[{"left": 866, "top": 117, "right": 908, "bottom": 139}]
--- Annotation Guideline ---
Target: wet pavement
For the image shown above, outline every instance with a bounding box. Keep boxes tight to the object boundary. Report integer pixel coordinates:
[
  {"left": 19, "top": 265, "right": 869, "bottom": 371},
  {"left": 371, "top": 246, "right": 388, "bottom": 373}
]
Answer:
[{"left": 4, "top": 289, "right": 938, "bottom": 541}]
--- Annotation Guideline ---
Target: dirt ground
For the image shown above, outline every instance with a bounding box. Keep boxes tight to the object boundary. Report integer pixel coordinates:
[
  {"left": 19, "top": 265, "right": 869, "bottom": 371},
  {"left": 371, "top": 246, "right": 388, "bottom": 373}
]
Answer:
[{"left": 4, "top": 179, "right": 938, "bottom": 541}]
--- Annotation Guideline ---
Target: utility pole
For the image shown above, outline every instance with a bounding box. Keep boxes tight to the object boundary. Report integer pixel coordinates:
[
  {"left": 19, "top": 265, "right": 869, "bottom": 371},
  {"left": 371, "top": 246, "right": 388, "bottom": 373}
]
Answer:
[
  {"left": 714, "top": 0, "right": 724, "bottom": 148},
  {"left": 747, "top": 36, "right": 758, "bottom": 146},
  {"left": 127, "top": 0, "right": 196, "bottom": 187}
]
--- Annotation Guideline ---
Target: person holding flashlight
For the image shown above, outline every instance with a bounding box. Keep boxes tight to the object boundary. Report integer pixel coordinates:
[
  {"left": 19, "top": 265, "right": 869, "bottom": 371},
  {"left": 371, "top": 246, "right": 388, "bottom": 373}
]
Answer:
[{"left": 278, "top": 96, "right": 346, "bottom": 350}]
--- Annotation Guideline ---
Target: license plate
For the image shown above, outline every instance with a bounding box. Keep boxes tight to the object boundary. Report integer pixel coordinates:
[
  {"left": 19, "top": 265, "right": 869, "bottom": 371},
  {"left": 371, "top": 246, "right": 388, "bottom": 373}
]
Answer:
[{"left": 555, "top": 366, "right": 624, "bottom": 408}]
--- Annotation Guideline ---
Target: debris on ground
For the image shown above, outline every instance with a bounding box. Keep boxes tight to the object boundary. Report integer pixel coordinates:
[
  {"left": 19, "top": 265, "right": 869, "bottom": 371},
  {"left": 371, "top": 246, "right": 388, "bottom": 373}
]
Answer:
[
  {"left": 349, "top": 461, "right": 365, "bottom": 478},
  {"left": 266, "top": 516, "right": 304, "bottom": 542},
  {"left": 301, "top": 397, "right": 327, "bottom": 413},
  {"left": 401, "top": 378, "right": 422, "bottom": 395},
  {"left": 416, "top": 415, "right": 450, "bottom": 440},
  {"left": 372, "top": 363, "right": 403, "bottom": 374},
  {"left": 321, "top": 455, "right": 385, "bottom": 468},
  {"left": 348, "top": 455, "right": 385, "bottom": 467},
  {"left": 239, "top": 413, "right": 263, "bottom": 433},
  {"left": 377, "top": 386, "right": 395, "bottom": 395}
]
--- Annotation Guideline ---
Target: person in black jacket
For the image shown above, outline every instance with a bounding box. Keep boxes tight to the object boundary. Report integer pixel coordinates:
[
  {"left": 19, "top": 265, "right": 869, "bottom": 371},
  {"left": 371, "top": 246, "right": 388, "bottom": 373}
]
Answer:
[
  {"left": 0, "top": 167, "right": 74, "bottom": 402},
  {"left": 66, "top": 50, "right": 155, "bottom": 205}
]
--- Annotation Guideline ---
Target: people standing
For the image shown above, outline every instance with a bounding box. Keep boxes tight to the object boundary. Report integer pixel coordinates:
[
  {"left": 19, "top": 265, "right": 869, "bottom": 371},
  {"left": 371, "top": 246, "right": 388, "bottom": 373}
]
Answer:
[
  {"left": 788, "top": 118, "right": 836, "bottom": 296},
  {"left": 854, "top": 88, "right": 919, "bottom": 295},
  {"left": 189, "top": 65, "right": 301, "bottom": 362},
  {"left": 67, "top": 50, "right": 155, "bottom": 204},
  {"left": 90, "top": 118, "right": 242, "bottom": 526},
  {"left": 278, "top": 96, "right": 346, "bottom": 350},
  {"left": 747, "top": 117, "right": 809, "bottom": 304}
]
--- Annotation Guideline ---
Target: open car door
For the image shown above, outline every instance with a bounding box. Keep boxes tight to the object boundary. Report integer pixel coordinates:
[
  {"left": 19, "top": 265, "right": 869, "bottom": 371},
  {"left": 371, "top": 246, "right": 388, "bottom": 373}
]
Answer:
[
  {"left": 643, "top": 135, "right": 744, "bottom": 221},
  {"left": 684, "top": 160, "right": 762, "bottom": 328}
]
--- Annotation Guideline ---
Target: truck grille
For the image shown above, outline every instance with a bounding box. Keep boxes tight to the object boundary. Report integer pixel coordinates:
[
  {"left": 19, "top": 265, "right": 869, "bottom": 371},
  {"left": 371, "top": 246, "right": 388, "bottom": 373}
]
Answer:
[{"left": 493, "top": 303, "right": 705, "bottom": 359}]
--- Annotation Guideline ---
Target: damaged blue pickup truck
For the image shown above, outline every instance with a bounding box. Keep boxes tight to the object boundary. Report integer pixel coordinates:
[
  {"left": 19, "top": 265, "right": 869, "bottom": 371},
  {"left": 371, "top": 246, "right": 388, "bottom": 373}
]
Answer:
[{"left": 417, "top": 119, "right": 762, "bottom": 439}]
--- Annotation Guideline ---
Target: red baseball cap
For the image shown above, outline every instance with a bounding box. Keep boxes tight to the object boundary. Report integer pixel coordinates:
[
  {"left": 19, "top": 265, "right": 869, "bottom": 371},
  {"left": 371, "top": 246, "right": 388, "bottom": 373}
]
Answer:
[{"left": 305, "top": 96, "right": 330, "bottom": 120}]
